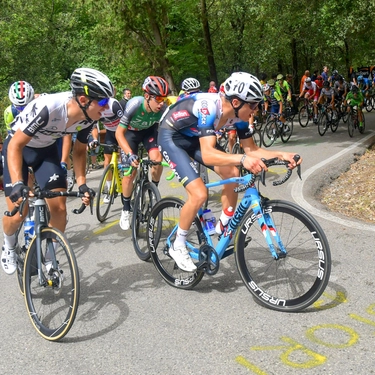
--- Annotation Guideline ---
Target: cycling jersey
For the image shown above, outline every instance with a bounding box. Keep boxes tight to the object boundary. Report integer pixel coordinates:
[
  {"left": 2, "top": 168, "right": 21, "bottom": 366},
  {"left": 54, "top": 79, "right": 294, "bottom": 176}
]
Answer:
[
  {"left": 346, "top": 91, "right": 364, "bottom": 106},
  {"left": 264, "top": 88, "right": 282, "bottom": 109},
  {"left": 158, "top": 93, "right": 252, "bottom": 187},
  {"left": 119, "top": 96, "right": 166, "bottom": 131},
  {"left": 4, "top": 105, "right": 21, "bottom": 132},
  {"left": 100, "top": 98, "right": 123, "bottom": 132},
  {"left": 334, "top": 81, "right": 348, "bottom": 97},
  {"left": 275, "top": 80, "right": 290, "bottom": 99},
  {"left": 10, "top": 92, "right": 95, "bottom": 148},
  {"left": 320, "top": 87, "right": 335, "bottom": 100},
  {"left": 159, "top": 93, "right": 251, "bottom": 138}
]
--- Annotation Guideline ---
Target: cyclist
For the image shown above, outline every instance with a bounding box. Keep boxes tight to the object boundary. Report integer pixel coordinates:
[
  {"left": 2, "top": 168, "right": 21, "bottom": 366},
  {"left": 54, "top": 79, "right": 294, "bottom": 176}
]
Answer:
[
  {"left": 299, "top": 77, "right": 320, "bottom": 123},
  {"left": 4, "top": 81, "right": 35, "bottom": 132},
  {"left": 1, "top": 67, "right": 113, "bottom": 275},
  {"left": 275, "top": 74, "right": 292, "bottom": 102},
  {"left": 344, "top": 85, "right": 364, "bottom": 128},
  {"left": 178, "top": 77, "right": 201, "bottom": 100},
  {"left": 357, "top": 75, "right": 371, "bottom": 102},
  {"left": 158, "top": 72, "right": 301, "bottom": 272},
  {"left": 318, "top": 80, "right": 336, "bottom": 110},
  {"left": 263, "top": 80, "right": 289, "bottom": 134},
  {"left": 115, "top": 76, "right": 169, "bottom": 231}
]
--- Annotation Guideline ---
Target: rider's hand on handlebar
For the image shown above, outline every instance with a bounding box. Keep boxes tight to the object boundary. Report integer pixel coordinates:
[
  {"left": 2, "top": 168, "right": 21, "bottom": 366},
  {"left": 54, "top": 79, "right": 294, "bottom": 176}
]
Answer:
[
  {"left": 78, "top": 183, "right": 95, "bottom": 206},
  {"left": 88, "top": 139, "right": 99, "bottom": 149},
  {"left": 9, "top": 182, "right": 30, "bottom": 205},
  {"left": 241, "top": 155, "right": 267, "bottom": 174},
  {"left": 127, "top": 153, "right": 139, "bottom": 167}
]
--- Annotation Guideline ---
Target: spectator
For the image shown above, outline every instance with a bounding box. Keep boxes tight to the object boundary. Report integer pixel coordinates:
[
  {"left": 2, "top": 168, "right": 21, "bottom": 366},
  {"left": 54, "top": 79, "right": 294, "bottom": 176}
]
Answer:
[
  {"left": 208, "top": 81, "right": 218, "bottom": 93},
  {"left": 119, "top": 88, "right": 132, "bottom": 110},
  {"left": 311, "top": 70, "right": 319, "bottom": 81},
  {"left": 321, "top": 66, "right": 329, "bottom": 81},
  {"left": 259, "top": 72, "right": 267, "bottom": 85},
  {"left": 300, "top": 70, "right": 310, "bottom": 94}
]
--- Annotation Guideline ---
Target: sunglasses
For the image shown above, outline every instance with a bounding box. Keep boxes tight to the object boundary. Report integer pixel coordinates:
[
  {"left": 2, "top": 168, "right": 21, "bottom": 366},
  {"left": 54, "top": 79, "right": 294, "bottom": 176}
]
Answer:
[
  {"left": 151, "top": 96, "right": 166, "bottom": 104},
  {"left": 96, "top": 97, "right": 110, "bottom": 106},
  {"left": 246, "top": 101, "right": 259, "bottom": 110}
]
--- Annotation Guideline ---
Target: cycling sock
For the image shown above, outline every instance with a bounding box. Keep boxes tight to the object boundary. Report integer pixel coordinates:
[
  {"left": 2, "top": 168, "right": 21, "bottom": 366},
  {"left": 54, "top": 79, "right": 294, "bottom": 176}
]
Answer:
[
  {"left": 122, "top": 196, "right": 131, "bottom": 211},
  {"left": 174, "top": 227, "right": 189, "bottom": 248},
  {"left": 3, "top": 233, "right": 16, "bottom": 249},
  {"left": 105, "top": 181, "right": 111, "bottom": 190},
  {"left": 152, "top": 180, "right": 159, "bottom": 187}
]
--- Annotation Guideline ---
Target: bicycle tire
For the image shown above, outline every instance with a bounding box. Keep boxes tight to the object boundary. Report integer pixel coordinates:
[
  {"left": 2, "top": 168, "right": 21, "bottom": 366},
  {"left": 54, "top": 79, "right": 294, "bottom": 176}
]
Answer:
[
  {"left": 318, "top": 113, "right": 329, "bottom": 136},
  {"left": 298, "top": 105, "right": 309, "bottom": 127},
  {"left": 365, "top": 98, "right": 372, "bottom": 112},
  {"left": 262, "top": 119, "right": 277, "bottom": 147},
  {"left": 330, "top": 109, "right": 339, "bottom": 132},
  {"left": 147, "top": 197, "right": 205, "bottom": 289},
  {"left": 23, "top": 227, "right": 80, "bottom": 341},
  {"left": 252, "top": 130, "right": 262, "bottom": 147},
  {"left": 280, "top": 118, "right": 293, "bottom": 143},
  {"left": 235, "top": 200, "right": 331, "bottom": 312},
  {"left": 15, "top": 223, "right": 27, "bottom": 295},
  {"left": 231, "top": 142, "right": 242, "bottom": 154},
  {"left": 96, "top": 163, "right": 117, "bottom": 222},
  {"left": 348, "top": 112, "right": 355, "bottom": 137},
  {"left": 132, "top": 181, "right": 161, "bottom": 261}
]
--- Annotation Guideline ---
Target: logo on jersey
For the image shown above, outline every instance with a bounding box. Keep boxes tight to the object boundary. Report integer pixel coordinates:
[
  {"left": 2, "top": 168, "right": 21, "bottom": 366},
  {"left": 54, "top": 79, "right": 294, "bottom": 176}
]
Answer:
[{"left": 172, "top": 110, "right": 189, "bottom": 121}]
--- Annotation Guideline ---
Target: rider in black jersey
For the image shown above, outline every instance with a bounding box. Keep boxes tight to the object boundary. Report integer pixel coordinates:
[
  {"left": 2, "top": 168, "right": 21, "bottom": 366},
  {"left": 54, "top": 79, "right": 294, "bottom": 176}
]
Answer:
[{"left": 158, "top": 72, "right": 302, "bottom": 272}]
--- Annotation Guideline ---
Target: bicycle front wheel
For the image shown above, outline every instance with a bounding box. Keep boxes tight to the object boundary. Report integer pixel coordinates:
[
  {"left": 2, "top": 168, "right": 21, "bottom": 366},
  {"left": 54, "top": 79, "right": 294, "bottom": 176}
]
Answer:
[
  {"left": 235, "top": 200, "right": 331, "bottom": 312},
  {"left": 298, "top": 105, "right": 309, "bottom": 127},
  {"left": 280, "top": 118, "right": 293, "bottom": 143},
  {"left": 318, "top": 113, "right": 329, "bottom": 136},
  {"left": 23, "top": 227, "right": 80, "bottom": 341},
  {"left": 147, "top": 197, "right": 205, "bottom": 289},
  {"left": 132, "top": 181, "right": 161, "bottom": 261},
  {"left": 262, "top": 120, "right": 277, "bottom": 147},
  {"left": 96, "top": 163, "right": 117, "bottom": 222}
]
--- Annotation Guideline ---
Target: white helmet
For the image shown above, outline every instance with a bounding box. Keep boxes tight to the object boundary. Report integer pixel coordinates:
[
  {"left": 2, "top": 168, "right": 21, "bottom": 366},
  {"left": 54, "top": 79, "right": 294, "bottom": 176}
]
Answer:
[
  {"left": 8, "top": 81, "right": 35, "bottom": 106},
  {"left": 181, "top": 77, "right": 200, "bottom": 92},
  {"left": 70, "top": 67, "right": 115, "bottom": 99},
  {"left": 223, "top": 72, "right": 263, "bottom": 102},
  {"left": 263, "top": 84, "right": 270, "bottom": 92}
]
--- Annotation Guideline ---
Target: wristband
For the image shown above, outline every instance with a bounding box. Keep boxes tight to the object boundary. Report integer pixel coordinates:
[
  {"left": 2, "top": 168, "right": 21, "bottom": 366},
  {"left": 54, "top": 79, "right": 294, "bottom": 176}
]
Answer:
[
  {"left": 12, "top": 180, "right": 24, "bottom": 187},
  {"left": 240, "top": 154, "right": 246, "bottom": 166}
]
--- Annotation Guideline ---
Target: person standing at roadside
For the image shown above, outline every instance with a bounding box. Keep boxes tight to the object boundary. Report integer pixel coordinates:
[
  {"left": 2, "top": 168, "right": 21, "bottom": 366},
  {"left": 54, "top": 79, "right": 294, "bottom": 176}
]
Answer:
[
  {"left": 321, "top": 66, "right": 329, "bottom": 82},
  {"left": 208, "top": 81, "right": 218, "bottom": 93},
  {"left": 300, "top": 70, "right": 310, "bottom": 94},
  {"left": 119, "top": 88, "right": 132, "bottom": 110}
]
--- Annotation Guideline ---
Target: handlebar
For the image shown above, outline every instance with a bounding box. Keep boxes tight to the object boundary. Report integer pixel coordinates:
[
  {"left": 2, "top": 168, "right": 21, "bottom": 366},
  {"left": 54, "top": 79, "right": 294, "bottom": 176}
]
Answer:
[
  {"left": 235, "top": 155, "right": 301, "bottom": 193},
  {"left": 123, "top": 159, "right": 175, "bottom": 181},
  {"left": 4, "top": 189, "right": 95, "bottom": 217}
]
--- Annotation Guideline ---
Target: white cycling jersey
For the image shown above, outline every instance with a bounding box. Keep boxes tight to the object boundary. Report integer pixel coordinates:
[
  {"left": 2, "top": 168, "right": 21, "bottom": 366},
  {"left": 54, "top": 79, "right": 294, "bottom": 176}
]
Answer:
[
  {"left": 10, "top": 92, "right": 96, "bottom": 148},
  {"left": 100, "top": 98, "right": 123, "bottom": 132}
]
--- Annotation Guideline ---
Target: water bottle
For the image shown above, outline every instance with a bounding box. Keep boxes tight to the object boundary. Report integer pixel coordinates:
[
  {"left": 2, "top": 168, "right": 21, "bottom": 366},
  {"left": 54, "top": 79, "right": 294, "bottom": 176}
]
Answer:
[
  {"left": 24, "top": 216, "right": 35, "bottom": 248},
  {"left": 202, "top": 209, "right": 216, "bottom": 236}
]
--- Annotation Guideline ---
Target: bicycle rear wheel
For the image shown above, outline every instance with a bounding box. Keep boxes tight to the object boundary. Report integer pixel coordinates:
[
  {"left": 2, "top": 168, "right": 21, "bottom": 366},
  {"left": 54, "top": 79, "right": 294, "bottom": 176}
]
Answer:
[
  {"left": 132, "top": 181, "right": 161, "bottom": 261},
  {"left": 235, "top": 200, "right": 331, "bottom": 312},
  {"left": 348, "top": 113, "right": 355, "bottom": 137},
  {"left": 96, "top": 163, "right": 117, "bottom": 222},
  {"left": 262, "top": 119, "right": 277, "bottom": 147},
  {"left": 318, "top": 112, "right": 329, "bottom": 136},
  {"left": 23, "top": 227, "right": 80, "bottom": 341},
  {"left": 147, "top": 197, "right": 205, "bottom": 289}
]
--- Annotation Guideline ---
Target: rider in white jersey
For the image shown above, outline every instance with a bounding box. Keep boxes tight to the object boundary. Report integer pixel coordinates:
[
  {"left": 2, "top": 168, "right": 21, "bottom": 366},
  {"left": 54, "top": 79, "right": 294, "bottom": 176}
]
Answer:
[{"left": 1, "top": 68, "right": 114, "bottom": 275}]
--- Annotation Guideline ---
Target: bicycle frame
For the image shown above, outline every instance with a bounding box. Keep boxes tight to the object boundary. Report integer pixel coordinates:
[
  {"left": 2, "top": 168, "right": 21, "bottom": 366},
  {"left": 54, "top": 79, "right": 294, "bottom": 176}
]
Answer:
[{"left": 164, "top": 173, "right": 286, "bottom": 266}]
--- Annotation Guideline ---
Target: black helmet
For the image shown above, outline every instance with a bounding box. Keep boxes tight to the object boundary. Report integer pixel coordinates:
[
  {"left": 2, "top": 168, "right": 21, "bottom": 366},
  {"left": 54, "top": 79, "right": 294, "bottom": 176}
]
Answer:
[
  {"left": 351, "top": 85, "right": 359, "bottom": 93},
  {"left": 323, "top": 81, "right": 330, "bottom": 88}
]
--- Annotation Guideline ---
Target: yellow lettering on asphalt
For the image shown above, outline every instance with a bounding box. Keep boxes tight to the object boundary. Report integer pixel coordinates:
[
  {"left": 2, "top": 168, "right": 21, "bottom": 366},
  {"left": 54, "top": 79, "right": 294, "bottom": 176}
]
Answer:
[
  {"left": 313, "top": 291, "right": 347, "bottom": 309},
  {"left": 366, "top": 303, "right": 375, "bottom": 315},
  {"left": 306, "top": 324, "right": 358, "bottom": 348},
  {"left": 251, "top": 336, "right": 326, "bottom": 368},
  {"left": 235, "top": 356, "right": 269, "bottom": 375},
  {"left": 349, "top": 313, "right": 375, "bottom": 328}
]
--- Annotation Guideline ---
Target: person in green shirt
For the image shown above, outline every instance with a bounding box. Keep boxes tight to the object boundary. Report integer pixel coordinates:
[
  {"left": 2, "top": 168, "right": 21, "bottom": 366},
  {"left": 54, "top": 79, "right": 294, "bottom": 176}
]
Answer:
[{"left": 344, "top": 86, "right": 364, "bottom": 127}]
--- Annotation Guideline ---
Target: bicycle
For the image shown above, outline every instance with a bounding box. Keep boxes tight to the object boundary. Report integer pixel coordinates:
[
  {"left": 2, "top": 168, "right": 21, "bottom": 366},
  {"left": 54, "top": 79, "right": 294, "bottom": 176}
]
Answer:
[
  {"left": 298, "top": 98, "right": 315, "bottom": 127},
  {"left": 317, "top": 103, "right": 339, "bottom": 136},
  {"left": 147, "top": 156, "right": 331, "bottom": 312},
  {"left": 6, "top": 188, "right": 93, "bottom": 341},
  {"left": 347, "top": 106, "right": 366, "bottom": 137},
  {"left": 261, "top": 112, "right": 293, "bottom": 147}
]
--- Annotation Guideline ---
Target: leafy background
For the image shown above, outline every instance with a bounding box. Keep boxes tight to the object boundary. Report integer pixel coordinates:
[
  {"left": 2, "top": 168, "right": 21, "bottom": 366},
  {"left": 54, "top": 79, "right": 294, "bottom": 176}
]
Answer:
[{"left": 1, "top": 0, "right": 374, "bottom": 136}]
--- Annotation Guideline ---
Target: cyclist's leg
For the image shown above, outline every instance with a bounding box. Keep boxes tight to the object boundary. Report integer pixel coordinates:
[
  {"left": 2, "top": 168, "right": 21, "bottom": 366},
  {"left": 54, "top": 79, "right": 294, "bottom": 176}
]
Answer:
[
  {"left": 227, "top": 128, "right": 237, "bottom": 153},
  {"left": 143, "top": 124, "right": 163, "bottom": 184},
  {"left": 33, "top": 144, "right": 67, "bottom": 232},
  {"left": 103, "top": 130, "right": 117, "bottom": 190}
]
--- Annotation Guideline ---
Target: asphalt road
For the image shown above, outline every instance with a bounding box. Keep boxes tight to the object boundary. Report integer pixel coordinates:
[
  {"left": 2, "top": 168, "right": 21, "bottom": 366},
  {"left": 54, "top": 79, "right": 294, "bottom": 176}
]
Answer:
[{"left": 1, "top": 113, "right": 375, "bottom": 375}]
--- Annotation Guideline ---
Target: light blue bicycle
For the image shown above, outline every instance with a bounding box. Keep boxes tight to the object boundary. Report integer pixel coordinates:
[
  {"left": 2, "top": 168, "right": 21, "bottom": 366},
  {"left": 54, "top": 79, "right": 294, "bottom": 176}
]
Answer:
[{"left": 147, "top": 156, "right": 331, "bottom": 312}]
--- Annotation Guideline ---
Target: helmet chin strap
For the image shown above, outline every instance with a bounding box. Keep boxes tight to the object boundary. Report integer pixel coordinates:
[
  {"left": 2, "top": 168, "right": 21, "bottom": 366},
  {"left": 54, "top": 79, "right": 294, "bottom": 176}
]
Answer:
[
  {"left": 227, "top": 96, "right": 245, "bottom": 118},
  {"left": 75, "top": 96, "right": 94, "bottom": 122}
]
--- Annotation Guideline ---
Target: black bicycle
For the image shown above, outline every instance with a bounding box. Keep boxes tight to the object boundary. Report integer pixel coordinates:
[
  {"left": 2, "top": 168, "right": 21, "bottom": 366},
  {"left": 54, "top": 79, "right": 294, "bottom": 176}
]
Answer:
[{"left": 6, "top": 188, "right": 93, "bottom": 341}]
